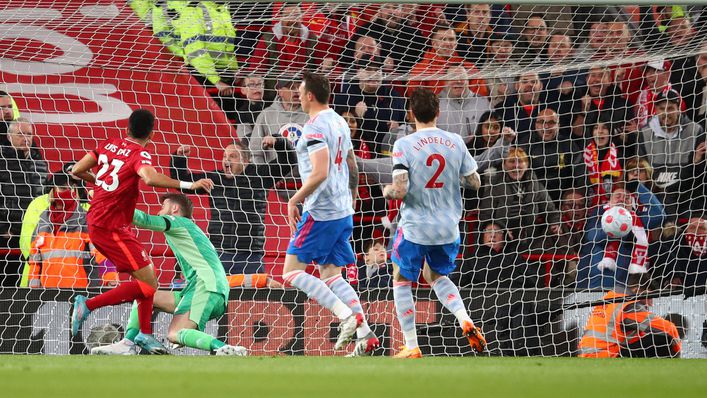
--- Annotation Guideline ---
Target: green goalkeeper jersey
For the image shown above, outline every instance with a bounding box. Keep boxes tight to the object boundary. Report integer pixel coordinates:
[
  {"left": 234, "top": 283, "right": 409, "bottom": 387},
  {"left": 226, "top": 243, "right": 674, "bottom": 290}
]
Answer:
[{"left": 132, "top": 210, "right": 229, "bottom": 301}]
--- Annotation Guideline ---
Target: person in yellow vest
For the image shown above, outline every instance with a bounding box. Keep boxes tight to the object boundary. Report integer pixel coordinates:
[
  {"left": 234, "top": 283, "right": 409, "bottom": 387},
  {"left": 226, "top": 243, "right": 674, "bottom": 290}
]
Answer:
[
  {"left": 151, "top": 0, "right": 186, "bottom": 59},
  {"left": 129, "top": 0, "right": 154, "bottom": 22},
  {"left": 578, "top": 273, "right": 681, "bottom": 358},
  {"left": 19, "top": 162, "right": 90, "bottom": 286},
  {"left": 26, "top": 171, "right": 116, "bottom": 288},
  {"left": 171, "top": 1, "right": 238, "bottom": 96}
]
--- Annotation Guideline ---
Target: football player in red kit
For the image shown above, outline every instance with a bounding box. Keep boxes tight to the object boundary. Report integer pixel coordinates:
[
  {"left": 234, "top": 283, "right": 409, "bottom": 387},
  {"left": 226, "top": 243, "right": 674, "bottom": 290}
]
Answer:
[{"left": 70, "top": 109, "right": 213, "bottom": 353}]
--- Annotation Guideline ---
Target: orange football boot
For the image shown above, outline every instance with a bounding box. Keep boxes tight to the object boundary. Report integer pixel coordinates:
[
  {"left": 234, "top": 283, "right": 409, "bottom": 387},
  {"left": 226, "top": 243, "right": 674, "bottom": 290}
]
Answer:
[
  {"left": 393, "top": 346, "right": 422, "bottom": 359},
  {"left": 462, "top": 321, "right": 487, "bottom": 354}
]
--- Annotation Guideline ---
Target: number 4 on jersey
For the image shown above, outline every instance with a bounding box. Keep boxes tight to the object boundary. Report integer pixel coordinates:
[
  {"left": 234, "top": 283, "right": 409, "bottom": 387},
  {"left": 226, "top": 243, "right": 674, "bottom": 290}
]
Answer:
[{"left": 334, "top": 136, "right": 343, "bottom": 171}]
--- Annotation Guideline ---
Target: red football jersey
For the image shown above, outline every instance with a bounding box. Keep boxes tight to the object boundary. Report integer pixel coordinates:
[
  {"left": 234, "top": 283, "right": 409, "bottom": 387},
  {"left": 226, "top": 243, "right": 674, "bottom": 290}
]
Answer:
[{"left": 87, "top": 138, "right": 153, "bottom": 229}]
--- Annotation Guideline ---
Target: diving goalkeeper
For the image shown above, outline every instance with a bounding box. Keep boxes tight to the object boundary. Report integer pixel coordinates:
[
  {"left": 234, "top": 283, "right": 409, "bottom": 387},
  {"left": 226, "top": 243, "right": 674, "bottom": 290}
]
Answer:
[{"left": 92, "top": 193, "right": 246, "bottom": 356}]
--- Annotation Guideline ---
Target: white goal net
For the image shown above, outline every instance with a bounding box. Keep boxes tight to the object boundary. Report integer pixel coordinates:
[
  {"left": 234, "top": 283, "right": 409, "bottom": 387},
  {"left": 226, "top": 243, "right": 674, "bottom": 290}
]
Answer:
[{"left": 1, "top": 0, "right": 707, "bottom": 357}]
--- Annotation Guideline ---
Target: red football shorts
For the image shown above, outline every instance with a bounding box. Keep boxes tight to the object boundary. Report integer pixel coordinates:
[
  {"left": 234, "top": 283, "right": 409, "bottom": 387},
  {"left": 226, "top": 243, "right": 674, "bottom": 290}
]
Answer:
[{"left": 89, "top": 224, "right": 151, "bottom": 273}]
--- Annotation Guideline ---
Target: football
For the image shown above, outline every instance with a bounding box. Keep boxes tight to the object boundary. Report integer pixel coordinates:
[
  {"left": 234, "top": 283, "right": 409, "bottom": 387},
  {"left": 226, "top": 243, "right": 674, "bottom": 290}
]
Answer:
[{"left": 601, "top": 206, "right": 633, "bottom": 238}]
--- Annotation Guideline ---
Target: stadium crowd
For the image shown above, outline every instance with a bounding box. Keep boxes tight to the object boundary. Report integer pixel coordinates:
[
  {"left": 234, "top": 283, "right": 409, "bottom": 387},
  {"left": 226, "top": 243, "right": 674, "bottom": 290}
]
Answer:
[{"left": 2, "top": 2, "right": 707, "bottom": 302}]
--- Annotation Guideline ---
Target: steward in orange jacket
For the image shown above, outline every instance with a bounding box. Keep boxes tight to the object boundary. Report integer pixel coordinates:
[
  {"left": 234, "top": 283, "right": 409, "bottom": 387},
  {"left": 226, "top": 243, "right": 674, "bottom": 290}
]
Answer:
[
  {"left": 28, "top": 174, "right": 115, "bottom": 288},
  {"left": 578, "top": 275, "right": 681, "bottom": 358}
]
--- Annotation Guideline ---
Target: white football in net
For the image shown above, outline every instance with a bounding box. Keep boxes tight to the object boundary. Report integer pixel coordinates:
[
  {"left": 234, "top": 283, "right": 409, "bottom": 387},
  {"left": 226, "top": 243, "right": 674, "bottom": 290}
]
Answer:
[{"left": 601, "top": 206, "right": 633, "bottom": 239}]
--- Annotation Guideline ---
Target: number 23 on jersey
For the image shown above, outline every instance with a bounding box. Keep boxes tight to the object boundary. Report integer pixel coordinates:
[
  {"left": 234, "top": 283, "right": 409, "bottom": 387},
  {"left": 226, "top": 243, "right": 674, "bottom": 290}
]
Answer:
[{"left": 95, "top": 154, "right": 124, "bottom": 192}]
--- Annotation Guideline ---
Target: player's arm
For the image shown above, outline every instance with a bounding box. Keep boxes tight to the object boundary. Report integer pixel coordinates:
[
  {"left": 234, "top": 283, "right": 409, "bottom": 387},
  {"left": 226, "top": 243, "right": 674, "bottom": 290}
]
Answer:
[
  {"left": 137, "top": 165, "right": 214, "bottom": 192},
  {"left": 383, "top": 140, "right": 408, "bottom": 200},
  {"left": 346, "top": 148, "right": 358, "bottom": 200},
  {"left": 383, "top": 169, "right": 408, "bottom": 200},
  {"left": 289, "top": 146, "right": 330, "bottom": 205},
  {"left": 132, "top": 209, "right": 170, "bottom": 232},
  {"left": 460, "top": 145, "right": 481, "bottom": 190},
  {"left": 461, "top": 171, "right": 481, "bottom": 190},
  {"left": 71, "top": 153, "right": 98, "bottom": 184}
]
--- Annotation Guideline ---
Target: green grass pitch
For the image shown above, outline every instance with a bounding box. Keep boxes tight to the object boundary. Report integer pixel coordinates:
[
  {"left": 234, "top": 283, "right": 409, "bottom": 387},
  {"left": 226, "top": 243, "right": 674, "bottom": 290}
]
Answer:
[{"left": 1, "top": 356, "right": 706, "bottom": 398}]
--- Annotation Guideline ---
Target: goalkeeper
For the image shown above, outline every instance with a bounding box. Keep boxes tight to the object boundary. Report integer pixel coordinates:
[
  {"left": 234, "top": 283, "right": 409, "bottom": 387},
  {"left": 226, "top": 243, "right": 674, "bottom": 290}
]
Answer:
[{"left": 92, "top": 193, "right": 246, "bottom": 356}]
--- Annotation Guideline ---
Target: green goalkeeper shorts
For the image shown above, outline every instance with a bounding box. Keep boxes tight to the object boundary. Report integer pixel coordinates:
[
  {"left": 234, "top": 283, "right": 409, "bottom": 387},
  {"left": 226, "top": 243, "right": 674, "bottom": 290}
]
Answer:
[{"left": 174, "top": 279, "right": 226, "bottom": 331}]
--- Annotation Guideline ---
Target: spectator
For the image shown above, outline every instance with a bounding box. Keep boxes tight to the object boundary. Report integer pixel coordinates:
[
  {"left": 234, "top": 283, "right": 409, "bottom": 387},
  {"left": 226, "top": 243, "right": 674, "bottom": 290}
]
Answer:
[
  {"left": 1, "top": 118, "right": 48, "bottom": 249},
  {"left": 654, "top": 216, "right": 707, "bottom": 289},
  {"left": 576, "top": 184, "right": 660, "bottom": 290},
  {"left": 674, "top": 42, "right": 707, "bottom": 127},
  {"left": 478, "top": 146, "right": 561, "bottom": 249},
  {"left": 246, "top": 4, "right": 324, "bottom": 78},
  {"left": 171, "top": 1, "right": 238, "bottom": 96},
  {"left": 249, "top": 78, "right": 308, "bottom": 164},
  {"left": 171, "top": 137, "right": 296, "bottom": 274},
  {"left": 28, "top": 172, "right": 116, "bottom": 289},
  {"left": 454, "top": 4, "right": 493, "bottom": 66},
  {"left": 497, "top": 71, "right": 543, "bottom": 140},
  {"left": 456, "top": 221, "right": 533, "bottom": 288},
  {"left": 357, "top": 238, "right": 391, "bottom": 289},
  {"left": 578, "top": 273, "right": 681, "bottom": 358},
  {"left": 556, "top": 189, "right": 589, "bottom": 284},
  {"left": 339, "top": 35, "right": 383, "bottom": 85},
  {"left": 0, "top": 91, "right": 19, "bottom": 142},
  {"left": 408, "top": 24, "right": 488, "bottom": 98},
  {"left": 483, "top": 33, "right": 518, "bottom": 107},
  {"left": 341, "top": 110, "right": 386, "bottom": 250},
  {"left": 636, "top": 60, "right": 686, "bottom": 127},
  {"left": 345, "top": 3, "right": 424, "bottom": 73},
  {"left": 333, "top": 57, "right": 405, "bottom": 157},
  {"left": 625, "top": 157, "right": 657, "bottom": 193},
  {"left": 18, "top": 162, "right": 89, "bottom": 287},
  {"left": 522, "top": 108, "right": 585, "bottom": 204},
  {"left": 638, "top": 89, "right": 705, "bottom": 220},
  {"left": 235, "top": 75, "right": 265, "bottom": 144},
  {"left": 541, "top": 34, "right": 584, "bottom": 127},
  {"left": 304, "top": 3, "right": 358, "bottom": 72},
  {"left": 666, "top": 16, "right": 699, "bottom": 49},
  {"left": 637, "top": 5, "right": 693, "bottom": 51},
  {"left": 467, "top": 111, "right": 516, "bottom": 172},
  {"left": 437, "top": 65, "right": 491, "bottom": 144},
  {"left": 583, "top": 116, "right": 622, "bottom": 207},
  {"left": 516, "top": 14, "right": 549, "bottom": 64},
  {"left": 575, "top": 19, "right": 608, "bottom": 61},
  {"left": 571, "top": 65, "right": 634, "bottom": 141}
]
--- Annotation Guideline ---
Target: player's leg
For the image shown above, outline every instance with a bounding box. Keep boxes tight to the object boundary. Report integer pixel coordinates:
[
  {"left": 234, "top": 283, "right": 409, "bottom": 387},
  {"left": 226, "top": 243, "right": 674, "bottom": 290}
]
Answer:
[
  {"left": 390, "top": 229, "right": 423, "bottom": 358},
  {"left": 423, "top": 242, "right": 486, "bottom": 354},
  {"left": 319, "top": 226, "right": 379, "bottom": 354},
  {"left": 91, "top": 290, "right": 178, "bottom": 355},
  {"left": 283, "top": 213, "right": 354, "bottom": 324},
  {"left": 167, "top": 283, "right": 246, "bottom": 356},
  {"left": 72, "top": 227, "right": 157, "bottom": 337}
]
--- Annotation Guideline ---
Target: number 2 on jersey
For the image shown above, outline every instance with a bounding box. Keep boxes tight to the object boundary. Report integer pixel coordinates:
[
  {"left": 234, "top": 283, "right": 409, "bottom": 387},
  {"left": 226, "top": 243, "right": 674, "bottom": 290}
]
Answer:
[
  {"left": 95, "top": 154, "right": 124, "bottom": 192},
  {"left": 425, "top": 153, "right": 446, "bottom": 189}
]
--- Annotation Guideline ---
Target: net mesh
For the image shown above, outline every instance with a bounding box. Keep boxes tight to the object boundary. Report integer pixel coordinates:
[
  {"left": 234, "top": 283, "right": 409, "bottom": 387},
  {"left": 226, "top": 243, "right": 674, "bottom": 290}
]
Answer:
[{"left": 1, "top": 0, "right": 707, "bottom": 357}]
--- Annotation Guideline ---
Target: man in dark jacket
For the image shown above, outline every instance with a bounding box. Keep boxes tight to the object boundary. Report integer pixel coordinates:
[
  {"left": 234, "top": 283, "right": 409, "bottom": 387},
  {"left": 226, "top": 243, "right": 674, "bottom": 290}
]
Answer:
[
  {"left": 1, "top": 118, "right": 48, "bottom": 249},
  {"left": 333, "top": 57, "right": 405, "bottom": 157},
  {"left": 520, "top": 108, "right": 585, "bottom": 204},
  {"left": 170, "top": 136, "right": 296, "bottom": 274}
]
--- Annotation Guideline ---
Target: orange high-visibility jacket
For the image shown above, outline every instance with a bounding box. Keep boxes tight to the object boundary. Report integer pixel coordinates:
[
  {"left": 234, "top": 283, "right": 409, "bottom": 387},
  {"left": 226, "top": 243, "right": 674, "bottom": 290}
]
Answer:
[
  {"left": 28, "top": 206, "right": 109, "bottom": 288},
  {"left": 578, "top": 290, "right": 681, "bottom": 358}
]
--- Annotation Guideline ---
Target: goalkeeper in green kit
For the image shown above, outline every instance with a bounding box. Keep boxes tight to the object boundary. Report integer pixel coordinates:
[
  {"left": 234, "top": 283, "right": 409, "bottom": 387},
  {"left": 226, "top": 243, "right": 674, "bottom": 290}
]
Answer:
[{"left": 91, "top": 193, "right": 246, "bottom": 356}]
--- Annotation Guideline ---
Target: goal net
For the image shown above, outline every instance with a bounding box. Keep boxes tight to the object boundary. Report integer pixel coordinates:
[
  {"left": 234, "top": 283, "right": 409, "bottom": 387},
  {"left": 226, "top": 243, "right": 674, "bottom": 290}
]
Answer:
[{"left": 1, "top": 0, "right": 706, "bottom": 357}]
